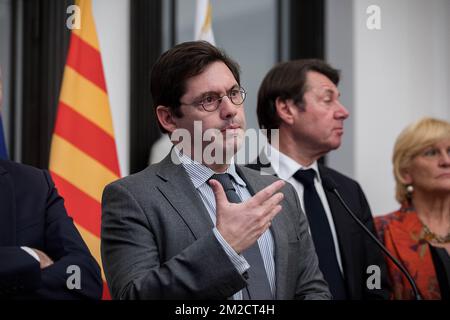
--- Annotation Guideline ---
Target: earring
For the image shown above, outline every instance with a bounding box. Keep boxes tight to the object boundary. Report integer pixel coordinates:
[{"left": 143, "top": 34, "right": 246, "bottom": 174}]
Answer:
[{"left": 406, "top": 185, "right": 414, "bottom": 197}]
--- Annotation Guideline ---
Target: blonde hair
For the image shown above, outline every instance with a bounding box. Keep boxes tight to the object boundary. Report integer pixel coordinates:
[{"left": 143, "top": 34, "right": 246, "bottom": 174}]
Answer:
[{"left": 393, "top": 117, "right": 450, "bottom": 204}]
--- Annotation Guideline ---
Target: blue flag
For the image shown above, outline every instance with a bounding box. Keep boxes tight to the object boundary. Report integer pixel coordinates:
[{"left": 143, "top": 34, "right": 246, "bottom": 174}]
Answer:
[{"left": 0, "top": 114, "right": 8, "bottom": 159}]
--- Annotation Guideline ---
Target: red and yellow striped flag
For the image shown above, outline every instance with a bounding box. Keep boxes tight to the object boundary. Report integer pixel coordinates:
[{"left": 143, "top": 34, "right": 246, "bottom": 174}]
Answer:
[{"left": 49, "top": 0, "right": 120, "bottom": 300}]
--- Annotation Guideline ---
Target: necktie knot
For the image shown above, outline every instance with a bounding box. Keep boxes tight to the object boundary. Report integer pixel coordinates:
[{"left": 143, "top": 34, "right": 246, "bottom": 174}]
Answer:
[
  {"left": 209, "top": 173, "right": 241, "bottom": 203},
  {"left": 210, "top": 173, "right": 235, "bottom": 192},
  {"left": 293, "top": 169, "right": 316, "bottom": 187}
]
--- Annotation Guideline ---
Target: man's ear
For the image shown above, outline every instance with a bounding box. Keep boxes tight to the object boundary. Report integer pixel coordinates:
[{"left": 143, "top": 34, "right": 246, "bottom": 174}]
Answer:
[
  {"left": 274, "top": 97, "right": 296, "bottom": 126},
  {"left": 156, "top": 105, "right": 177, "bottom": 133}
]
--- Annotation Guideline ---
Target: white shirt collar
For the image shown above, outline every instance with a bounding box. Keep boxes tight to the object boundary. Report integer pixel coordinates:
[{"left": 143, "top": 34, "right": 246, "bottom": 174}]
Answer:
[{"left": 265, "top": 144, "right": 321, "bottom": 183}]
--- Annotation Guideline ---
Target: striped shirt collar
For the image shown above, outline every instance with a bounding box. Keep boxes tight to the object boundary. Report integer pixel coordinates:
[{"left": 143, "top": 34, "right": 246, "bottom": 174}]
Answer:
[{"left": 174, "top": 147, "right": 246, "bottom": 189}]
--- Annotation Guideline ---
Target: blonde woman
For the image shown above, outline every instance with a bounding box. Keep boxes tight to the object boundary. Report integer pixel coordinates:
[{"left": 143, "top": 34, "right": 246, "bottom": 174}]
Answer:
[{"left": 376, "top": 117, "right": 450, "bottom": 300}]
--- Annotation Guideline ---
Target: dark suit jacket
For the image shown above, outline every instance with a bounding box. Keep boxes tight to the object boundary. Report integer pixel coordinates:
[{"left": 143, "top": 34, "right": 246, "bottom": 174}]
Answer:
[
  {"left": 247, "top": 156, "right": 391, "bottom": 299},
  {"left": 101, "top": 153, "right": 331, "bottom": 300},
  {"left": 0, "top": 160, "right": 102, "bottom": 299}
]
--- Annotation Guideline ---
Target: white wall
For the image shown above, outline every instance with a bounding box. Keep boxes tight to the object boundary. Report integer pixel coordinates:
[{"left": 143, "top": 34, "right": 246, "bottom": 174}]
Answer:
[
  {"left": 326, "top": 0, "right": 355, "bottom": 178},
  {"left": 327, "top": 0, "right": 450, "bottom": 216},
  {"left": 92, "top": 0, "right": 130, "bottom": 176}
]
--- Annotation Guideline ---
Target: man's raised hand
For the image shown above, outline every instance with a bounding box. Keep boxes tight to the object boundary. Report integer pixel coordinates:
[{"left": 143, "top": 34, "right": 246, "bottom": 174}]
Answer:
[{"left": 209, "top": 179, "right": 285, "bottom": 253}]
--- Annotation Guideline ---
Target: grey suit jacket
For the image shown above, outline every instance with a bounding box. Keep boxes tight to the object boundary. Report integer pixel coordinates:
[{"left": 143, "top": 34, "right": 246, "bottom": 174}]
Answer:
[{"left": 101, "top": 153, "right": 331, "bottom": 300}]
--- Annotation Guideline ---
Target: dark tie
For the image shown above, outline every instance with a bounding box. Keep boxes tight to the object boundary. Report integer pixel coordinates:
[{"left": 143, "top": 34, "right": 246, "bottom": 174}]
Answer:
[
  {"left": 293, "top": 169, "right": 347, "bottom": 299},
  {"left": 210, "top": 173, "right": 273, "bottom": 300}
]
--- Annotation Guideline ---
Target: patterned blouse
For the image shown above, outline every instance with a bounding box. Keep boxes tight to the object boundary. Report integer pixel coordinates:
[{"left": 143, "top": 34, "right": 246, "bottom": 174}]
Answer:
[{"left": 375, "top": 207, "right": 443, "bottom": 299}]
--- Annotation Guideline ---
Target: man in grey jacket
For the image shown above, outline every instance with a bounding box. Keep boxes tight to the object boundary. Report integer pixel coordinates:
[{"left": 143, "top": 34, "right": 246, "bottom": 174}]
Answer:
[{"left": 101, "top": 41, "right": 330, "bottom": 300}]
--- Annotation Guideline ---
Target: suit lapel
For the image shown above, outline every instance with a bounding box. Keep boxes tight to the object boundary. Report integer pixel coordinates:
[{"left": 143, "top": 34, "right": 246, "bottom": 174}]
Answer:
[
  {"left": 0, "top": 164, "right": 16, "bottom": 245},
  {"left": 246, "top": 153, "right": 278, "bottom": 177},
  {"left": 270, "top": 215, "right": 288, "bottom": 299},
  {"left": 236, "top": 166, "right": 288, "bottom": 299},
  {"left": 155, "top": 155, "right": 214, "bottom": 240}
]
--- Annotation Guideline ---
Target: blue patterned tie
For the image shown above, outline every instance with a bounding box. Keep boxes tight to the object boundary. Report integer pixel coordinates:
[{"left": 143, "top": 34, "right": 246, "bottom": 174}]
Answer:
[
  {"left": 293, "top": 169, "right": 347, "bottom": 299},
  {"left": 210, "top": 173, "right": 273, "bottom": 300}
]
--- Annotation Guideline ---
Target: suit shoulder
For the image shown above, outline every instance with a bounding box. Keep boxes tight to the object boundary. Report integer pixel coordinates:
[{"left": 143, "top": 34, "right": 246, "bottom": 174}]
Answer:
[
  {"left": 238, "top": 165, "right": 280, "bottom": 184},
  {"left": 0, "top": 159, "right": 44, "bottom": 176},
  {"left": 238, "top": 165, "right": 298, "bottom": 200},
  {"left": 104, "top": 163, "right": 161, "bottom": 192},
  {"left": 319, "top": 165, "right": 362, "bottom": 191},
  {"left": 0, "top": 160, "right": 48, "bottom": 187}
]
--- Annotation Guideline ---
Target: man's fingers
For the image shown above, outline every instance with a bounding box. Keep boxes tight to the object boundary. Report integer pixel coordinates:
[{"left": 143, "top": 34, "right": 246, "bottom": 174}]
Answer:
[
  {"left": 32, "top": 249, "right": 54, "bottom": 269},
  {"left": 264, "top": 192, "right": 284, "bottom": 209},
  {"left": 250, "top": 180, "right": 285, "bottom": 206},
  {"left": 209, "top": 179, "right": 228, "bottom": 206},
  {"left": 268, "top": 204, "right": 282, "bottom": 221},
  {"left": 263, "top": 205, "right": 282, "bottom": 231}
]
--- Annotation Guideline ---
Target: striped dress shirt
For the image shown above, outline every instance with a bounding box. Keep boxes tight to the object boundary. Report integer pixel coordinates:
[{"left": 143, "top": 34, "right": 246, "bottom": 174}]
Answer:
[{"left": 175, "top": 150, "right": 276, "bottom": 299}]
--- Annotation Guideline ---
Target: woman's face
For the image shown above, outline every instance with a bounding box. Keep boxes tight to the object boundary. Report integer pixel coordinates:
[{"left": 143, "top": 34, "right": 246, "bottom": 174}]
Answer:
[{"left": 403, "top": 138, "right": 450, "bottom": 196}]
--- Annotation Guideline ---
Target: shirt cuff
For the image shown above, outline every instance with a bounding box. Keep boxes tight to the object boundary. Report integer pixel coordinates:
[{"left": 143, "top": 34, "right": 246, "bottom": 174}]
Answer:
[
  {"left": 21, "top": 246, "right": 40, "bottom": 262},
  {"left": 213, "top": 227, "right": 249, "bottom": 275}
]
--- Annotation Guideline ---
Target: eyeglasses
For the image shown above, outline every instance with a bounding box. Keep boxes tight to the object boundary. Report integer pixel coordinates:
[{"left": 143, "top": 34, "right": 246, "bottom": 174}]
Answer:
[{"left": 181, "top": 87, "right": 247, "bottom": 112}]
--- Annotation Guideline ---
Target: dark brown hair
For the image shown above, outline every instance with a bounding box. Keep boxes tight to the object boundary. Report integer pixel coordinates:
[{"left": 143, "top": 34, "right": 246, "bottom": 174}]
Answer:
[
  {"left": 257, "top": 59, "right": 340, "bottom": 130},
  {"left": 150, "top": 41, "right": 241, "bottom": 133}
]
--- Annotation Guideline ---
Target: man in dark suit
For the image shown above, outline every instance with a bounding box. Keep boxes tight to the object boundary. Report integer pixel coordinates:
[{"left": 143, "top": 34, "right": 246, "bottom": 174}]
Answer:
[
  {"left": 248, "top": 59, "right": 390, "bottom": 299},
  {"left": 101, "top": 41, "right": 330, "bottom": 300},
  {"left": 0, "top": 159, "right": 103, "bottom": 299}
]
